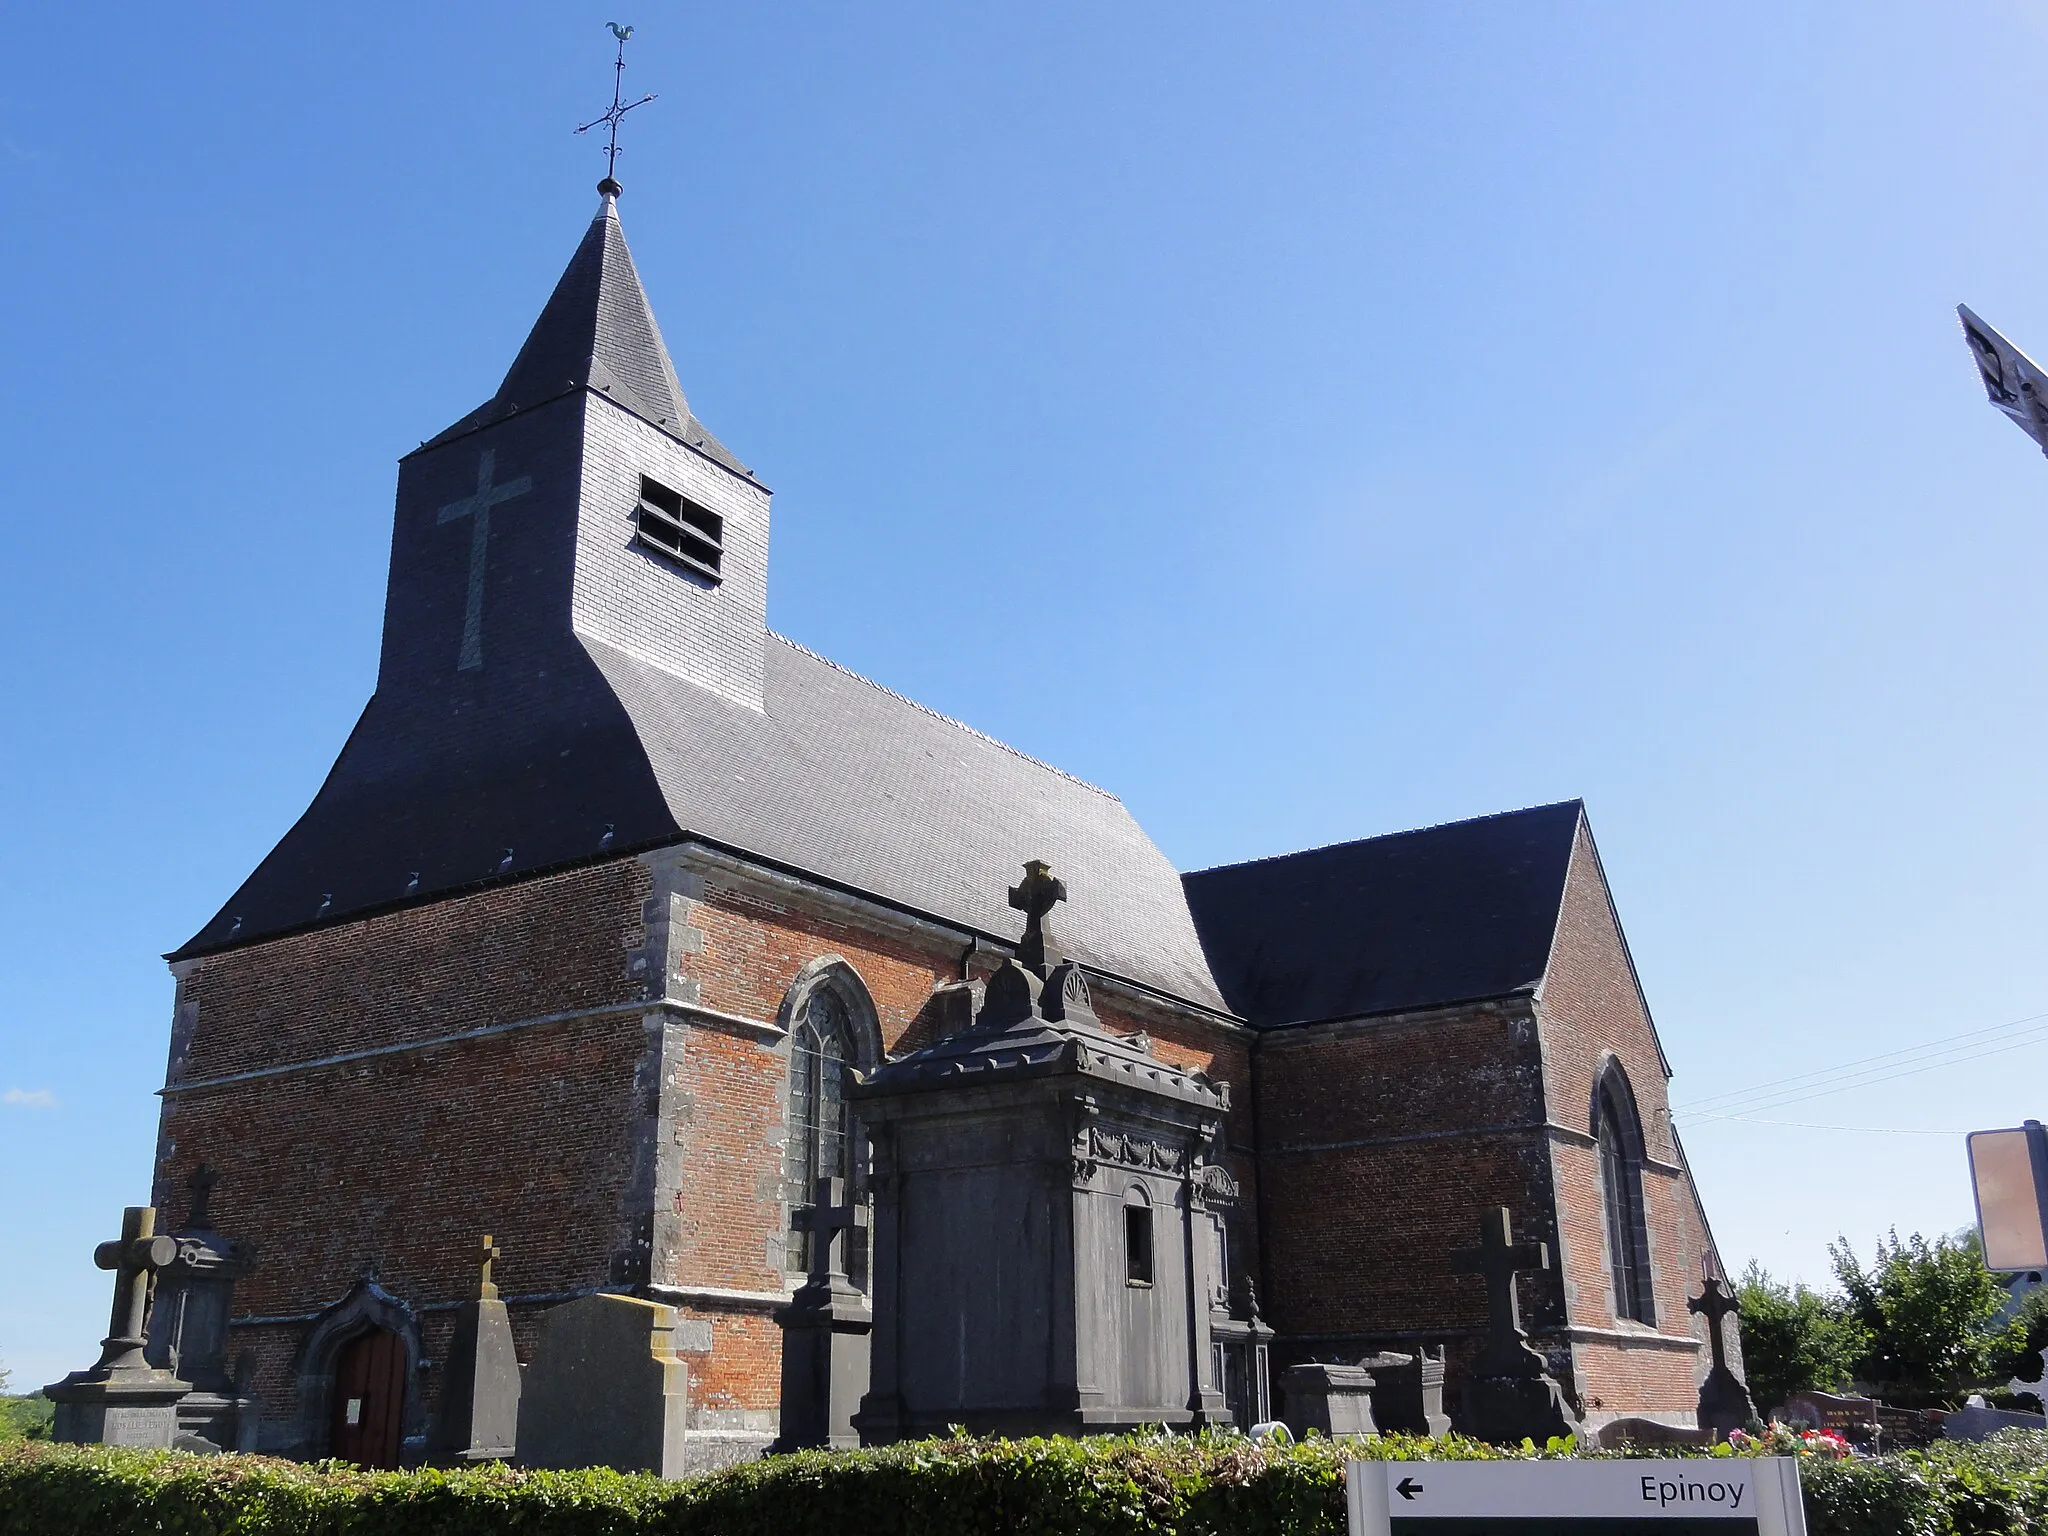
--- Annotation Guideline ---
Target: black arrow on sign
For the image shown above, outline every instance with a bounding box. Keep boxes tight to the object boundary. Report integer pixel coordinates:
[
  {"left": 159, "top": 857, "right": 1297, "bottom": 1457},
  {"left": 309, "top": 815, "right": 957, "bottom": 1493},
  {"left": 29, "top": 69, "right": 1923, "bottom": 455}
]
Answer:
[{"left": 1396, "top": 1477, "right": 1424, "bottom": 1501}]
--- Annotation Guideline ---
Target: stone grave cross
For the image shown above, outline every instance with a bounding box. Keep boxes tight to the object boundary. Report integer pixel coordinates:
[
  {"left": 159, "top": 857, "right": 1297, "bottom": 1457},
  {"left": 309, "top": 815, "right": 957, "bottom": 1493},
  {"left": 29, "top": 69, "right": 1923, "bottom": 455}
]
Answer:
[
  {"left": 90, "top": 1206, "right": 180, "bottom": 1372},
  {"left": 792, "top": 1177, "right": 867, "bottom": 1285},
  {"left": 184, "top": 1164, "right": 218, "bottom": 1228},
  {"left": 1689, "top": 1268, "right": 1756, "bottom": 1435},
  {"left": 479, "top": 1234, "right": 502, "bottom": 1300},
  {"left": 1008, "top": 858, "right": 1068, "bottom": 975},
  {"left": 437, "top": 448, "right": 534, "bottom": 673},
  {"left": 1452, "top": 1207, "right": 1550, "bottom": 1376},
  {"left": 1688, "top": 1272, "right": 1740, "bottom": 1373}
]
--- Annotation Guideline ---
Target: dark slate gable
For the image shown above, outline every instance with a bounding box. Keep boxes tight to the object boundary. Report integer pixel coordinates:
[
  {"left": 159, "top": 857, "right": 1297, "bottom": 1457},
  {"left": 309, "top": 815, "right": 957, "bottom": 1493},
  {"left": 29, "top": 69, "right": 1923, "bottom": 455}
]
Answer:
[{"left": 1181, "top": 801, "right": 1584, "bottom": 1027}]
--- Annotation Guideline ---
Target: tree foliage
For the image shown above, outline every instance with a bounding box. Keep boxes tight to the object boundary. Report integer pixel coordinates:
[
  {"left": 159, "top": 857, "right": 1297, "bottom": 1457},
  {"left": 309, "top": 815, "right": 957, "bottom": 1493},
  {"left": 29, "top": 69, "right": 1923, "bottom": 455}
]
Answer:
[
  {"left": 1830, "top": 1229, "right": 2017, "bottom": 1407},
  {"left": 1733, "top": 1263, "right": 1867, "bottom": 1411}
]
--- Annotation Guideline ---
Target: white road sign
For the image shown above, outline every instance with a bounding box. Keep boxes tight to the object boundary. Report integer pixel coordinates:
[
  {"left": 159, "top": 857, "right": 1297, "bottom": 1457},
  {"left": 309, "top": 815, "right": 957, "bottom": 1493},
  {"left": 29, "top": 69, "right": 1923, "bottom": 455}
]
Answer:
[
  {"left": 1347, "top": 1458, "right": 1807, "bottom": 1536},
  {"left": 1968, "top": 1123, "right": 2048, "bottom": 1273}
]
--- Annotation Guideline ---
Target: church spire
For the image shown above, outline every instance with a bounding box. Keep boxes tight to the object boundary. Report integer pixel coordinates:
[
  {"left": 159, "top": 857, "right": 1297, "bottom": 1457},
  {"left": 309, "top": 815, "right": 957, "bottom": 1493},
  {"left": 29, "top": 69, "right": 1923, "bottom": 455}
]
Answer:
[
  {"left": 421, "top": 191, "right": 747, "bottom": 475},
  {"left": 497, "top": 192, "right": 689, "bottom": 434}
]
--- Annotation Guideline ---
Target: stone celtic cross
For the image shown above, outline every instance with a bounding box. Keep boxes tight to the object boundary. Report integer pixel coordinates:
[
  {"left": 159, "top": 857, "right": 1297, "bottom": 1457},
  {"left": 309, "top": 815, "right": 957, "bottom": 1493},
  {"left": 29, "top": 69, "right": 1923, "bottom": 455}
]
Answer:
[
  {"left": 437, "top": 449, "right": 534, "bottom": 672},
  {"left": 1688, "top": 1272, "right": 1740, "bottom": 1373},
  {"left": 1008, "top": 859, "right": 1068, "bottom": 975},
  {"left": 792, "top": 1176, "right": 867, "bottom": 1286}
]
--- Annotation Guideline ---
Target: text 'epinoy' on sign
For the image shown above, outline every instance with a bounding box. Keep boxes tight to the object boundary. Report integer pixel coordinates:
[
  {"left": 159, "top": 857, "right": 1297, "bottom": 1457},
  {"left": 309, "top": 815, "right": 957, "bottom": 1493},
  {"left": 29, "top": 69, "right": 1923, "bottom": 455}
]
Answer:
[{"left": 1347, "top": 1458, "right": 1807, "bottom": 1536}]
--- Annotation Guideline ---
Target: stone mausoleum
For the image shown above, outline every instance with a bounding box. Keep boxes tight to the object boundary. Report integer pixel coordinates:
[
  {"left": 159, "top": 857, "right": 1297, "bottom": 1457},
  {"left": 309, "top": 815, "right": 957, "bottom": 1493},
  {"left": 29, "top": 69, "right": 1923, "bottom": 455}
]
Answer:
[{"left": 142, "top": 177, "right": 1741, "bottom": 1467}]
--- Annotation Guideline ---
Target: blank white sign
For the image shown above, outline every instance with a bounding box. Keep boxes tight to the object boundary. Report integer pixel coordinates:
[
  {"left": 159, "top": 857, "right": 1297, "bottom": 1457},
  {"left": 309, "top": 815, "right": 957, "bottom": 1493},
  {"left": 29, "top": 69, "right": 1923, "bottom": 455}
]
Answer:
[{"left": 1969, "top": 1126, "right": 2048, "bottom": 1273}]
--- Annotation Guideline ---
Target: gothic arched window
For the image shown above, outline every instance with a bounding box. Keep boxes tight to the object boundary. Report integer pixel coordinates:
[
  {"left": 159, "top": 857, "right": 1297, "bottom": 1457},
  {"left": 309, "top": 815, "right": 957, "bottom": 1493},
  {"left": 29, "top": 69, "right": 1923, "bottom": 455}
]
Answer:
[
  {"left": 1595, "top": 1067, "right": 1654, "bottom": 1324},
  {"left": 783, "top": 979, "right": 873, "bottom": 1279}
]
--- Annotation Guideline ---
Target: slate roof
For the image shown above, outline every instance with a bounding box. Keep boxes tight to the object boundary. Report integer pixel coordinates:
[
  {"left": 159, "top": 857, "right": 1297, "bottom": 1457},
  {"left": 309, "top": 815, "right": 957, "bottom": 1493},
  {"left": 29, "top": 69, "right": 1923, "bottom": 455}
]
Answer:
[
  {"left": 1181, "top": 801, "right": 1585, "bottom": 1027},
  {"left": 177, "top": 627, "right": 1230, "bottom": 1013},
  {"left": 421, "top": 194, "right": 750, "bottom": 476},
  {"left": 585, "top": 634, "right": 1232, "bottom": 1012}
]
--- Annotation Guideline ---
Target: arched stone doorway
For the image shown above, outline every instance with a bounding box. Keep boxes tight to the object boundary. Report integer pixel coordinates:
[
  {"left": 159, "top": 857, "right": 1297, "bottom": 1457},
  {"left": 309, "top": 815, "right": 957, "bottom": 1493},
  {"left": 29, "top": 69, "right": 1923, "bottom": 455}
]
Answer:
[{"left": 294, "top": 1278, "right": 422, "bottom": 1464}]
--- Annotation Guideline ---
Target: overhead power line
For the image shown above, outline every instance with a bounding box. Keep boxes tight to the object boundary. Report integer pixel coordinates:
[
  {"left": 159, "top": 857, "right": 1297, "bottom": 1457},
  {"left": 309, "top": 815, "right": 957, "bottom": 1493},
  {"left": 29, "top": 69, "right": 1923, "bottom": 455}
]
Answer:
[{"left": 1672, "top": 1007, "right": 2048, "bottom": 1123}]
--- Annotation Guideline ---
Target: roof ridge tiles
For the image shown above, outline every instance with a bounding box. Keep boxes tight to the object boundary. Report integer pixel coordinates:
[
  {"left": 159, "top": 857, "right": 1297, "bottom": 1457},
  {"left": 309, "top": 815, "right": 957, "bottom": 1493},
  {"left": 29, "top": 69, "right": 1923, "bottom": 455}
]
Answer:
[
  {"left": 766, "top": 632, "right": 1116, "bottom": 800},
  {"left": 1186, "top": 797, "right": 1585, "bottom": 877}
]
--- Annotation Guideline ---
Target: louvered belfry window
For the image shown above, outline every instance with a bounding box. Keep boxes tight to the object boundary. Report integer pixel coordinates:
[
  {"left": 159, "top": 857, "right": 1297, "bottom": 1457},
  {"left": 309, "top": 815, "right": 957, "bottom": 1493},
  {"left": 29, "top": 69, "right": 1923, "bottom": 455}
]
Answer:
[{"left": 634, "top": 474, "right": 723, "bottom": 581}]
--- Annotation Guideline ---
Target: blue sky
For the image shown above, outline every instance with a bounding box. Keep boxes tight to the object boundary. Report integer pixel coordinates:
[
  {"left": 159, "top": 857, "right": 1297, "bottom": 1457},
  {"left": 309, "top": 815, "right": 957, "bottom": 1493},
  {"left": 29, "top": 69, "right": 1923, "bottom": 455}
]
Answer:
[{"left": 6, "top": 1, "right": 2048, "bottom": 1385}]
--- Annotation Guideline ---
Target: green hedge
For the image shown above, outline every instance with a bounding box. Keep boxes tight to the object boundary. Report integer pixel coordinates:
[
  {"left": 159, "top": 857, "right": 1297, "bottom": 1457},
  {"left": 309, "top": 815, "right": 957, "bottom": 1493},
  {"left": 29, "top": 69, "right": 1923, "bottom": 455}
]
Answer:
[{"left": 7, "top": 1430, "right": 2048, "bottom": 1536}]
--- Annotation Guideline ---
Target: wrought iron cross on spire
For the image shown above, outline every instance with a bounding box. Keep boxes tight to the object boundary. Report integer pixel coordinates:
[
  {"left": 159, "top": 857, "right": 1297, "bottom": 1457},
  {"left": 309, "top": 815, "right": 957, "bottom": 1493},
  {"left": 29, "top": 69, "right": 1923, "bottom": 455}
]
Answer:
[{"left": 576, "top": 22, "right": 657, "bottom": 194}]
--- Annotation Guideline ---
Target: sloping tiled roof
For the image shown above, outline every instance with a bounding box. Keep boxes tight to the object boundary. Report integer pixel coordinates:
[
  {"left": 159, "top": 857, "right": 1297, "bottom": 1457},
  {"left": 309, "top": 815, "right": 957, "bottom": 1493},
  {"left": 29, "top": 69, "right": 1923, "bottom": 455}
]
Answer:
[
  {"left": 1181, "top": 801, "right": 1584, "bottom": 1027},
  {"left": 588, "top": 635, "right": 1231, "bottom": 1011},
  {"left": 177, "top": 632, "right": 1230, "bottom": 1014}
]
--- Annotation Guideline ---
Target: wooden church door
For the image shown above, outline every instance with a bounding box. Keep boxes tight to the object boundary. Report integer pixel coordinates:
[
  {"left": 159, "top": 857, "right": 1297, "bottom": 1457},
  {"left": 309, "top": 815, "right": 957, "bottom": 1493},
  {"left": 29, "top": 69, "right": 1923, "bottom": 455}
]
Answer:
[{"left": 329, "top": 1328, "right": 405, "bottom": 1467}]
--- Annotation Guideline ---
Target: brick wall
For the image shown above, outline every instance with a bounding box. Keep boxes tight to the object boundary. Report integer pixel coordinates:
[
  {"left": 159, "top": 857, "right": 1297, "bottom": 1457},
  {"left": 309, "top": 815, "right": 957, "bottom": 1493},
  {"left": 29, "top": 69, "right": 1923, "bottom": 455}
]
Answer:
[
  {"left": 1253, "top": 1001, "right": 1566, "bottom": 1393},
  {"left": 158, "top": 844, "right": 1251, "bottom": 1451},
  {"left": 1532, "top": 820, "right": 1718, "bottom": 1422},
  {"left": 1248, "top": 819, "right": 1730, "bottom": 1425}
]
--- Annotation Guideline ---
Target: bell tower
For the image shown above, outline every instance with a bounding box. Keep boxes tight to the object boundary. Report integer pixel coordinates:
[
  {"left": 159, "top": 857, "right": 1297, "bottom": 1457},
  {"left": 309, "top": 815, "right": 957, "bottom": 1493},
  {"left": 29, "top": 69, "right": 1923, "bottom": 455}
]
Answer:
[{"left": 179, "top": 183, "right": 771, "bottom": 956}]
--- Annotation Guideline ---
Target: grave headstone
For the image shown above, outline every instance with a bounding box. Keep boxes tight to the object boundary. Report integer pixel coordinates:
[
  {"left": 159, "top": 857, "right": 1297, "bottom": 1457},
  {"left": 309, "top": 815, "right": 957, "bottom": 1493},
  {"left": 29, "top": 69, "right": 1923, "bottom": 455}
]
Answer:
[
  {"left": 1781, "top": 1389, "right": 1880, "bottom": 1448},
  {"left": 143, "top": 1166, "right": 260, "bottom": 1451},
  {"left": 1448, "top": 1207, "right": 1580, "bottom": 1445},
  {"left": 773, "top": 1177, "right": 873, "bottom": 1450},
  {"left": 516, "top": 1293, "right": 689, "bottom": 1476},
  {"left": 1360, "top": 1347, "right": 1451, "bottom": 1438},
  {"left": 431, "top": 1235, "right": 522, "bottom": 1462},
  {"left": 1593, "top": 1415, "right": 1710, "bottom": 1448},
  {"left": 1281, "top": 1361, "right": 1379, "bottom": 1438},
  {"left": 1945, "top": 1394, "right": 2044, "bottom": 1442},
  {"left": 45, "top": 1206, "right": 192, "bottom": 1448},
  {"left": 1686, "top": 1273, "right": 1755, "bottom": 1439}
]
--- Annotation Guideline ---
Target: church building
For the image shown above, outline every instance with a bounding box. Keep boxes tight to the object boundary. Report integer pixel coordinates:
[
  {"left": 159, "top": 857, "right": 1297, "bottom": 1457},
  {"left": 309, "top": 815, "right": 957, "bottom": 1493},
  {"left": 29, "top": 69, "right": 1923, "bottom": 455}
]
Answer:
[{"left": 149, "top": 180, "right": 1735, "bottom": 1465}]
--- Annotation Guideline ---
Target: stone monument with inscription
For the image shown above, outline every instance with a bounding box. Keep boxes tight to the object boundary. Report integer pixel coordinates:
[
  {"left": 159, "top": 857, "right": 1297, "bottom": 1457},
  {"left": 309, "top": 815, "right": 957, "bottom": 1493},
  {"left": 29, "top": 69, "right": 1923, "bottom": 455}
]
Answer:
[
  {"left": 1449, "top": 1207, "right": 1581, "bottom": 1444},
  {"left": 772, "top": 1177, "right": 873, "bottom": 1450},
  {"left": 47, "top": 1206, "right": 192, "bottom": 1448},
  {"left": 431, "top": 1236, "right": 522, "bottom": 1462},
  {"left": 142, "top": 1167, "right": 260, "bottom": 1451},
  {"left": 851, "top": 861, "right": 1235, "bottom": 1441}
]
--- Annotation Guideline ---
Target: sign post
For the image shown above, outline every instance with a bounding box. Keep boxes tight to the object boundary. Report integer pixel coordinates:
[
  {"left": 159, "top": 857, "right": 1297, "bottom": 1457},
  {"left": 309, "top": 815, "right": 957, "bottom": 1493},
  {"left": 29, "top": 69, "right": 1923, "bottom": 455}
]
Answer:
[{"left": 1347, "top": 1459, "right": 1806, "bottom": 1536}]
